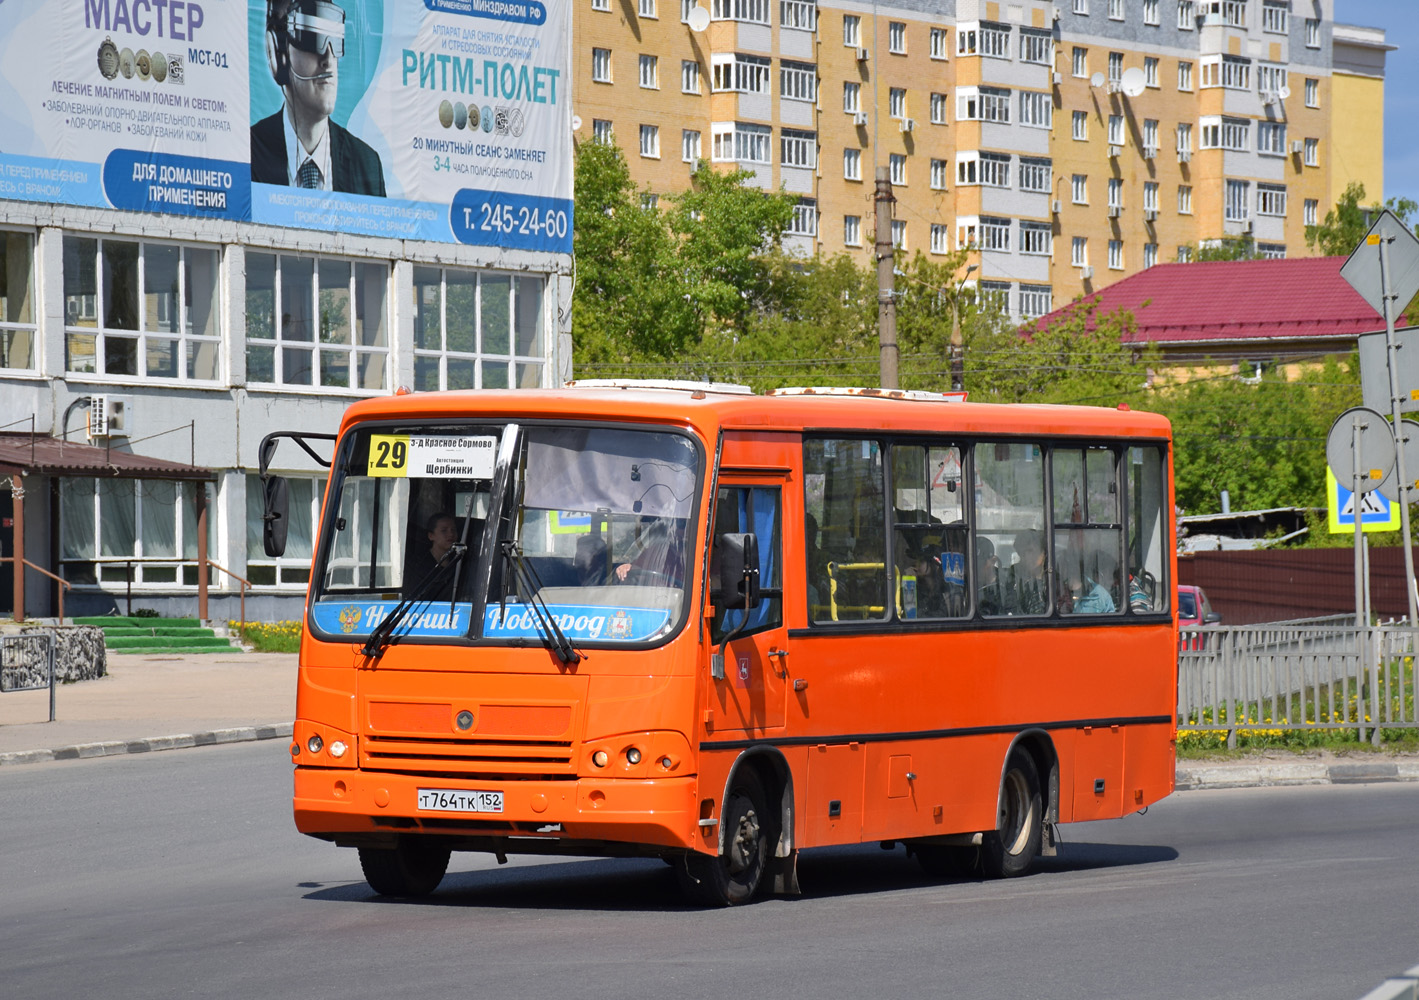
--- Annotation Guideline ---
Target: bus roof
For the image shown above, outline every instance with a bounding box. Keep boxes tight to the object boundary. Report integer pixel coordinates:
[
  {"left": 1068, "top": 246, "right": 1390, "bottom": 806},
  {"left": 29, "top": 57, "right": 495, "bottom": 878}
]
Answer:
[{"left": 340, "top": 386, "right": 1172, "bottom": 440}]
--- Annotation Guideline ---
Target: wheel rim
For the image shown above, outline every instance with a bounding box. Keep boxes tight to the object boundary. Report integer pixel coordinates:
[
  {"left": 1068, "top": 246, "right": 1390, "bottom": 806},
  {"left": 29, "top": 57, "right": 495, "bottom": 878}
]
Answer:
[
  {"left": 998, "top": 768, "right": 1034, "bottom": 856},
  {"left": 726, "top": 798, "right": 761, "bottom": 876}
]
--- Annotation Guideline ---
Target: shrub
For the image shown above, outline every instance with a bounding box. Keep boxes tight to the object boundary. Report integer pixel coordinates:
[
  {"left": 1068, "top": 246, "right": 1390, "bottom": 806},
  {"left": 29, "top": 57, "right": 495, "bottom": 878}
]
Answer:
[{"left": 230, "top": 620, "right": 302, "bottom": 653}]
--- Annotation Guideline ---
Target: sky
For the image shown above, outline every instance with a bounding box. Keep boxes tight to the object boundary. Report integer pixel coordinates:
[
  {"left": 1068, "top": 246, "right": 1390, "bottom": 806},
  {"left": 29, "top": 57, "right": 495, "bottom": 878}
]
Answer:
[{"left": 1340, "top": 1, "right": 1419, "bottom": 208}]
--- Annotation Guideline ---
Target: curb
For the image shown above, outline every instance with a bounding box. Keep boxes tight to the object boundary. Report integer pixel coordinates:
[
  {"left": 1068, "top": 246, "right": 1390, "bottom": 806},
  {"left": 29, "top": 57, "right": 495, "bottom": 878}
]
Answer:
[
  {"left": 1176, "top": 759, "right": 1419, "bottom": 791},
  {"left": 0, "top": 723, "right": 294, "bottom": 767}
]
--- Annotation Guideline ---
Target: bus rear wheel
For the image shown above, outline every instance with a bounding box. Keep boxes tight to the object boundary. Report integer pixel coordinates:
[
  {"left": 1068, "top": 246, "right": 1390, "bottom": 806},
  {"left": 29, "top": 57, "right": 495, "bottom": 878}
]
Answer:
[
  {"left": 677, "top": 769, "right": 772, "bottom": 906},
  {"left": 980, "top": 751, "right": 1043, "bottom": 879},
  {"left": 359, "top": 836, "right": 452, "bottom": 898}
]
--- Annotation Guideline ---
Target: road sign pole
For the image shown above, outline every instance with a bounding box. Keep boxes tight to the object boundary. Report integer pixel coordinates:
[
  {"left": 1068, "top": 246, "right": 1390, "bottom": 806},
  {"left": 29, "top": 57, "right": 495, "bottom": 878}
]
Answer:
[
  {"left": 1353, "top": 418, "right": 1366, "bottom": 627},
  {"left": 1379, "top": 233, "right": 1419, "bottom": 624}
]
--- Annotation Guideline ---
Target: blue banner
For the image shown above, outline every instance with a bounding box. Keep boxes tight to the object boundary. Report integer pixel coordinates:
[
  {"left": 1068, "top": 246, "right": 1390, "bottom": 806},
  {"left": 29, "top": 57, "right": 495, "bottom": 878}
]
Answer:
[
  {"left": 450, "top": 188, "right": 572, "bottom": 253},
  {"left": 312, "top": 600, "right": 473, "bottom": 637},
  {"left": 104, "top": 150, "right": 249, "bottom": 219},
  {"left": 485, "top": 603, "right": 671, "bottom": 642}
]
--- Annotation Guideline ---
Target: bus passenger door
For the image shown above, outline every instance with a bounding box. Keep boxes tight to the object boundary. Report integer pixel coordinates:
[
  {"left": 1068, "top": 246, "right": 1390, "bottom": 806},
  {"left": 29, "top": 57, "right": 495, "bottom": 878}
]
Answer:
[{"left": 709, "top": 482, "right": 787, "bottom": 733}]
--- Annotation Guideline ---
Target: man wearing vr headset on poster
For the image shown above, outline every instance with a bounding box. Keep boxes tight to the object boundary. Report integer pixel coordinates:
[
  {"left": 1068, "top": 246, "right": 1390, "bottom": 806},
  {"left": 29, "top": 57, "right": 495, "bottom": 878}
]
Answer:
[{"left": 251, "top": 0, "right": 386, "bottom": 196}]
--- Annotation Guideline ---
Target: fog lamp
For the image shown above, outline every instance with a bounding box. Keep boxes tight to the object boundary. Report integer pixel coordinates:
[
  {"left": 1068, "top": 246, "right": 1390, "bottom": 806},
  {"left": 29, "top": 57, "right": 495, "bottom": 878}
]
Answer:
[
  {"left": 625, "top": 747, "right": 642, "bottom": 765},
  {"left": 307, "top": 734, "right": 324, "bottom": 754},
  {"left": 329, "top": 740, "right": 348, "bottom": 758},
  {"left": 660, "top": 756, "right": 673, "bottom": 769},
  {"left": 592, "top": 750, "right": 609, "bottom": 768}
]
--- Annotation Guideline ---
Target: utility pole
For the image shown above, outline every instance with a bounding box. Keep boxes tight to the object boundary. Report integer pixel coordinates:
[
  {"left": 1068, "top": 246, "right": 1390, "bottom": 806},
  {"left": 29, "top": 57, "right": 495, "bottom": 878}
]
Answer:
[
  {"left": 875, "top": 167, "right": 898, "bottom": 390},
  {"left": 948, "top": 263, "right": 977, "bottom": 393}
]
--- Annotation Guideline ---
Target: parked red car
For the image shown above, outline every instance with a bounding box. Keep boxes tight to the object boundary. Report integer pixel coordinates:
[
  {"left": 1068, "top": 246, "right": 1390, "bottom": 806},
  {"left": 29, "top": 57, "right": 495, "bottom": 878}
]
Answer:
[{"left": 1178, "top": 585, "right": 1221, "bottom": 650}]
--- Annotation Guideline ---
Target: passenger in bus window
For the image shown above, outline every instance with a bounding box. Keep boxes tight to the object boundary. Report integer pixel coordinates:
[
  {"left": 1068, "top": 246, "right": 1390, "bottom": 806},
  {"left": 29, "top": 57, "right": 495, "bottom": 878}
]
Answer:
[
  {"left": 977, "top": 536, "right": 1004, "bottom": 615},
  {"left": 614, "top": 517, "right": 683, "bottom": 586},
  {"left": 1059, "top": 551, "right": 1115, "bottom": 615},
  {"left": 405, "top": 511, "right": 458, "bottom": 596},
  {"left": 1007, "top": 529, "right": 1048, "bottom": 615}
]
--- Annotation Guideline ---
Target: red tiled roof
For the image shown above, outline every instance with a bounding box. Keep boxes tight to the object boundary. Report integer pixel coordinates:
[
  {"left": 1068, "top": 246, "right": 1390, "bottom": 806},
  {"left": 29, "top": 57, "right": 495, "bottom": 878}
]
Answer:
[{"left": 1037, "top": 257, "right": 1391, "bottom": 346}]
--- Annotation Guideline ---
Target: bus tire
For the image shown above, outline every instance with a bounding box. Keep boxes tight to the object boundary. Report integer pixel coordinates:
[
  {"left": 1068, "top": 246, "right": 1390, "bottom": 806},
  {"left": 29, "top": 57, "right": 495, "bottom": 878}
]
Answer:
[
  {"left": 980, "top": 751, "right": 1043, "bottom": 879},
  {"left": 358, "top": 836, "right": 451, "bottom": 898},
  {"left": 677, "top": 768, "right": 772, "bottom": 906}
]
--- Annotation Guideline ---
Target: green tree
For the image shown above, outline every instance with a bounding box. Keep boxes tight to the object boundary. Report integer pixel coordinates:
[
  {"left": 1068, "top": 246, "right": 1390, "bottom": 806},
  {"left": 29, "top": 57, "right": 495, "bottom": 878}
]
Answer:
[
  {"left": 1306, "top": 181, "right": 1418, "bottom": 257},
  {"left": 1181, "top": 235, "right": 1263, "bottom": 261}
]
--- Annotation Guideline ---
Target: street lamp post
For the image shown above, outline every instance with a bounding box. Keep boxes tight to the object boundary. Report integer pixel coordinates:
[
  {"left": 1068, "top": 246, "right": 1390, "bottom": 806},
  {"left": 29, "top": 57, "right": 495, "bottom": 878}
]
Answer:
[{"left": 948, "top": 264, "right": 977, "bottom": 393}]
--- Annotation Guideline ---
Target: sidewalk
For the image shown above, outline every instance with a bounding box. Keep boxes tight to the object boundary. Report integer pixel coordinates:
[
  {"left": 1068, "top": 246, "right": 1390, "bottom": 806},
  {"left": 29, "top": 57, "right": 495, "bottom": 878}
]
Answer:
[{"left": 4, "top": 653, "right": 1419, "bottom": 786}]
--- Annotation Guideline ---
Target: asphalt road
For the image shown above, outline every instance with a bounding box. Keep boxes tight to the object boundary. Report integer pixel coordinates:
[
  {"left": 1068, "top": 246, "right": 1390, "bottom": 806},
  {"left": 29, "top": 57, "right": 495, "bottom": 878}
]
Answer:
[{"left": 4, "top": 743, "right": 1418, "bottom": 1000}]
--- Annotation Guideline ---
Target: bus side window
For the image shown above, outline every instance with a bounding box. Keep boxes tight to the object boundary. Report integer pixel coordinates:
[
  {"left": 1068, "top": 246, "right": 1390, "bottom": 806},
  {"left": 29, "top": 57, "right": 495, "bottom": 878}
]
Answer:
[
  {"left": 976, "top": 441, "right": 1048, "bottom": 617},
  {"left": 891, "top": 443, "right": 968, "bottom": 620},
  {"left": 1053, "top": 447, "right": 1122, "bottom": 616},
  {"left": 710, "top": 486, "right": 783, "bottom": 644},
  {"left": 805, "top": 438, "right": 886, "bottom": 623},
  {"left": 1127, "top": 446, "right": 1170, "bottom": 613}
]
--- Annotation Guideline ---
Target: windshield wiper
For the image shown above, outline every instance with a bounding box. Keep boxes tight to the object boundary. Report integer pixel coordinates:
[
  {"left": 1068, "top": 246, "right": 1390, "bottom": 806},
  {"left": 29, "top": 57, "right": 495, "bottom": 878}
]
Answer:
[
  {"left": 359, "top": 544, "right": 467, "bottom": 658},
  {"left": 500, "top": 540, "right": 584, "bottom": 666}
]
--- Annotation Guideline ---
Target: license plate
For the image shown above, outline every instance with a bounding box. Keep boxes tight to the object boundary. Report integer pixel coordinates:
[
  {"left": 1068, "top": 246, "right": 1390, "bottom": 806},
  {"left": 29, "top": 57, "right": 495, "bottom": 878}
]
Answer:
[{"left": 416, "top": 788, "right": 504, "bottom": 813}]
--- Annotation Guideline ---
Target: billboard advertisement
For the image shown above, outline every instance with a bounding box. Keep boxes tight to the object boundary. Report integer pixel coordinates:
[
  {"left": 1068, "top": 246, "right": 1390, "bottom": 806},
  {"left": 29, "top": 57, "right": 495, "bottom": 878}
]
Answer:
[{"left": 0, "top": 1, "right": 571, "bottom": 252}]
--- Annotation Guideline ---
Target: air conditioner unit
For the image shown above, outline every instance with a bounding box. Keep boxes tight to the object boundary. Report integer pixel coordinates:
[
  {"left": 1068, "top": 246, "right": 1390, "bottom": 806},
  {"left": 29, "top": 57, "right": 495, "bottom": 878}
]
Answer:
[
  {"left": 856, "top": 47, "right": 870, "bottom": 62},
  {"left": 1144, "top": 209, "right": 1158, "bottom": 222},
  {"left": 1108, "top": 205, "right": 1122, "bottom": 218},
  {"left": 1291, "top": 139, "right": 1305, "bottom": 153},
  {"left": 1261, "top": 91, "right": 1276, "bottom": 106},
  {"left": 1080, "top": 266, "right": 1094, "bottom": 279},
  {"left": 1108, "top": 144, "right": 1122, "bottom": 158},
  {"left": 88, "top": 394, "right": 130, "bottom": 438},
  {"left": 1177, "top": 149, "right": 1192, "bottom": 163},
  {"left": 1242, "top": 219, "right": 1254, "bottom": 233},
  {"left": 1142, "top": 146, "right": 1157, "bottom": 159},
  {"left": 1053, "top": 71, "right": 1063, "bottom": 84},
  {"left": 1106, "top": 81, "right": 1122, "bottom": 94},
  {"left": 1051, "top": 199, "right": 1062, "bottom": 213},
  {"left": 853, "top": 111, "right": 869, "bottom": 126},
  {"left": 899, "top": 117, "right": 915, "bottom": 133}
]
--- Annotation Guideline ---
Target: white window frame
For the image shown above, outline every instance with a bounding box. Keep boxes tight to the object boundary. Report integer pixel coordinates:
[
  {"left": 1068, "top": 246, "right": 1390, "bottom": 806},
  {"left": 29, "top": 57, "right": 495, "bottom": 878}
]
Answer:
[
  {"left": 1225, "top": 179, "right": 1250, "bottom": 222},
  {"left": 1143, "top": 243, "right": 1158, "bottom": 268},
  {"left": 1143, "top": 181, "right": 1159, "bottom": 212},
  {"left": 1072, "top": 236, "right": 1088, "bottom": 267},
  {"left": 65, "top": 477, "right": 218, "bottom": 590},
  {"left": 1072, "top": 174, "right": 1088, "bottom": 204},
  {"left": 1020, "top": 91, "right": 1052, "bottom": 129},
  {"left": 1020, "top": 29, "right": 1052, "bottom": 65},
  {"left": 591, "top": 48, "right": 612, "bottom": 83},
  {"left": 1257, "top": 184, "right": 1287, "bottom": 217},
  {"left": 1145, "top": 57, "right": 1159, "bottom": 87},
  {"left": 1178, "top": 60, "right": 1193, "bottom": 91},
  {"left": 711, "top": 121, "right": 772, "bottom": 163},
  {"left": 1073, "top": 46, "right": 1088, "bottom": 77},
  {"left": 1143, "top": 119, "right": 1159, "bottom": 154},
  {"left": 930, "top": 92, "right": 947, "bottom": 124},
  {"left": 931, "top": 224, "right": 951, "bottom": 255},
  {"left": 682, "top": 60, "right": 701, "bottom": 93},
  {"left": 889, "top": 87, "right": 907, "bottom": 119},
  {"left": 844, "top": 215, "right": 862, "bottom": 246},
  {"left": 889, "top": 21, "right": 906, "bottom": 54},
  {"left": 1072, "top": 110, "right": 1088, "bottom": 141},
  {"left": 639, "top": 54, "right": 659, "bottom": 89},
  {"left": 0, "top": 230, "right": 38, "bottom": 373},
  {"left": 843, "top": 13, "right": 861, "bottom": 46},
  {"left": 843, "top": 81, "right": 861, "bottom": 113},
  {"left": 1019, "top": 285, "right": 1052, "bottom": 319},
  {"left": 1108, "top": 178, "right": 1124, "bottom": 210},
  {"left": 1108, "top": 240, "right": 1124, "bottom": 270},
  {"left": 682, "top": 129, "right": 702, "bottom": 163},
  {"left": 979, "top": 217, "right": 1010, "bottom": 252},
  {"left": 1258, "top": 121, "right": 1286, "bottom": 156},
  {"left": 891, "top": 220, "right": 907, "bottom": 250},
  {"left": 930, "top": 27, "right": 948, "bottom": 60},
  {"left": 889, "top": 153, "right": 907, "bottom": 186},
  {"left": 789, "top": 199, "right": 818, "bottom": 237},
  {"left": 1305, "top": 78, "right": 1318, "bottom": 108},
  {"left": 411, "top": 266, "right": 543, "bottom": 393},
  {"left": 1258, "top": 63, "right": 1288, "bottom": 96},
  {"left": 1143, "top": 0, "right": 1160, "bottom": 25},
  {"left": 1178, "top": 185, "right": 1193, "bottom": 214},
  {"left": 1304, "top": 199, "right": 1318, "bottom": 226},
  {"left": 1108, "top": 115, "right": 1124, "bottom": 146},
  {"left": 592, "top": 119, "right": 613, "bottom": 143},
  {"left": 781, "top": 129, "right": 817, "bottom": 168},
  {"left": 639, "top": 0, "right": 656, "bottom": 17},
  {"left": 1109, "top": 0, "right": 1124, "bottom": 20},
  {"left": 1177, "top": 0, "right": 1194, "bottom": 28},
  {"left": 780, "top": 0, "right": 817, "bottom": 30},
  {"left": 1304, "top": 137, "right": 1318, "bottom": 167},
  {"left": 1019, "top": 158, "right": 1051, "bottom": 193},
  {"left": 639, "top": 124, "right": 660, "bottom": 157},
  {"left": 1108, "top": 51, "right": 1123, "bottom": 83},
  {"left": 711, "top": 0, "right": 770, "bottom": 24},
  {"left": 930, "top": 158, "right": 947, "bottom": 190},
  {"left": 1176, "top": 122, "right": 1193, "bottom": 153},
  {"left": 843, "top": 147, "right": 862, "bottom": 181},
  {"left": 781, "top": 61, "right": 817, "bottom": 102},
  {"left": 712, "top": 53, "right": 770, "bottom": 94},
  {"left": 957, "top": 86, "right": 1011, "bottom": 123},
  {"left": 1305, "top": 17, "right": 1320, "bottom": 48},
  {"left": 1074, "top": 0, "right": 1088, "bottom": 13},
  {"left": 1262, "top": 0, "right": 1288, "bottom": 34},
  {"left": 1020, "top": 222, "right": 1052, "bottom": 257},
  {"left": 593, "top": 0, "right": 610, "bottom": 11}
]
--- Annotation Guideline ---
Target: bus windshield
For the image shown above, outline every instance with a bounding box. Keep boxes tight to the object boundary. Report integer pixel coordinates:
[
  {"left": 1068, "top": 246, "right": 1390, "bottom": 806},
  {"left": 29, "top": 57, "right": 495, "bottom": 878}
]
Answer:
[{"left": 309, "top": 422, "right": 701, "bottom": 648}]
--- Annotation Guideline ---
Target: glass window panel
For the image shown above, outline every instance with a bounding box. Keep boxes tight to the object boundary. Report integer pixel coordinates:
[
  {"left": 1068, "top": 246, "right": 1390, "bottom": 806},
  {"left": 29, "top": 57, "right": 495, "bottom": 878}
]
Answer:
[
  {"left": 976, "top": 441, "right": 1047, "bottom": 616},
  {"left": 1057, "top": 528, "right": 1121, "bottom": 614},
  {"left": 145, "top": 337, "right": 179, "bottom": 379},
  {"left": 446, "top": 356, "right": 475, "bottom": 390},
  {"left": 282, "top": 345, "right": 314, "bottom": 385},
  {"left": 1127, "top": 446, "right": 1169, "bottom": 612},
  {"left": 245, "top": 474, "right": 265, "bottom": 556},
  {"left": 140, "top": 480, "right": 178, "bottom": 557},
  {"left": 247, "top": 344, "right": 275, "bottom": 383},
  {"left": 892, "top": 444, "right": 969, "bottom": 619},
  {"left": 144, "top": 244, "right": 180, "bottom": 334},
  {"left": 286, "top": 477, "right": 317, "bottom": 560},
  {"left": 99, "top": 479, "right": 136, "bottom": 557},
  {"left": 144, "top": 566, "right": 178, "bottom": 583},
  {"left": 1, "top": 330, "right": 34, "bottom": 370},
  {"left": 1, "top": 232, "right": 35, "bottom": 325},
  {"left": 67, "top": 332, "right": 97, "bottom": 373},
  {"left": 481, "top": 274, "right": 511, "bottom": 355},
  {"left": 413, "top": 266, "right": 442, "bottom": 350},
  {"left": 187, "top": 339, "right": 219, "bottom": 381},
  {"left": 180, "top": 482, "right": 215, "bottom": 560},
  {"left": 358, "top": 351, "right": 386, "bottom": 391},
  {"left": 514, "top": 276, "right": 544, "bottom": 356},
  {"left": 318, "top": 259, "right": 351, "bottom": 345},
  {"left": 60, "top": 479, "right": 96, "bottom": 559},
  {"left": 280, "top": 255, "right": 314, "bottom": 343},
  {"left": 482, "top": 360, "right": 509, "bottom": 389},
  {"left": 516, "top": 362, "right": 542, "bottom": 388},
  {"left": 355, "top": 262, "right": 388, "bottom": 348},
  {"left": 102, "top": 240, "right": 140, "bottom": 331},
  {"left": 805, "top": 438, "right": 886, "bottom": 622},
  {"left": 446, "top": 270, "right": 477, "bottom": 353},
  {"left": 712, "top": 486, "right": 783, "bottom": 642},
  {"left": 320, "top": 348, "right": 351, "bottom": 388},
  {"left": 104, "top": 334, "right": 139, "bottom": 376},
  {"left": 245, "top": 252, "right": 276, "bottom": 342},
  {"left": 1086, "top": 448, "right": 1117, "bottom": 522},
  {"left": 63, "top": 236, "right": 98, "bottom": 329},
  {"left": 1053, "top": 449, "right": 1084, "bottom": 523},
  {"left": 248, "top": 564, "right": 277, "bottom": 585},
  {"left": 414, "top": 354, "right": 442, "bottom": 391},
  {"left": 185, "top": 247, "right": 220, "bottom": 338}
]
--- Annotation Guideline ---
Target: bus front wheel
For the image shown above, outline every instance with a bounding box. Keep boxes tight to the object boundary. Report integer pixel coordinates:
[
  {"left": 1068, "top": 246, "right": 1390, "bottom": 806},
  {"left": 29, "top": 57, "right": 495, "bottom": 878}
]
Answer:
[
  {"left": 980, "top": 751, "right": 1043, "bottom": 879},
  {"left": 358, "top": 836, "right": 452, "bottom": 898},
  {"left": 678, "top": 769, "right": 773, "bottom": 906}
]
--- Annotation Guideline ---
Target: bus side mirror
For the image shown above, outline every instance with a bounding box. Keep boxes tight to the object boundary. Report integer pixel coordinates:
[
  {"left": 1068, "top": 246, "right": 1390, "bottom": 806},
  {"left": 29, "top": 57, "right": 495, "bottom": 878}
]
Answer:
[
  {"left": 715, "top": 532, "right": 760, "bottom": 610},
  {"left": 262, "top": 475, "right": 290, "bottom": 557}
]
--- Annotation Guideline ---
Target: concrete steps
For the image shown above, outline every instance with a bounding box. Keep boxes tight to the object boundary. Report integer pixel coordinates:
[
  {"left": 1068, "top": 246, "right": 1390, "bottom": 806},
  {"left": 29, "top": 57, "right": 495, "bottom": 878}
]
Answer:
[{"left": 72, "top": 616, "right": 243, "bottom": 655}]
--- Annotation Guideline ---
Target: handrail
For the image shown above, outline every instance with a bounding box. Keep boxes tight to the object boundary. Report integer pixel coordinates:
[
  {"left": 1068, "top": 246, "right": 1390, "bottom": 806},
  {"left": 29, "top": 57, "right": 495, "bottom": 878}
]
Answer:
[
  {"left": 0, "top": 557, "right": 71, "bottom": 623},
  {"left": 204, "top": 560, "right": 252, "bottom": 635}
]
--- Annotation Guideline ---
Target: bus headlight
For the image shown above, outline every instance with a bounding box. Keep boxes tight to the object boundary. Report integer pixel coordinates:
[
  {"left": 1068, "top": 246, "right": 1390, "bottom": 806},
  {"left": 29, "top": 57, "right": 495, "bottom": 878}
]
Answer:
[
  {"left": 625, "top": 747, "right": 642, "bottom": 765},
  {"left": 307, "top": 734, "right": 324, "bottom": 754},
  {"left": 329, "top": 740, "right": 348, "bottom": 759},
  {"left": 592, "top": 750, "right": 609, "bottom": 768}
]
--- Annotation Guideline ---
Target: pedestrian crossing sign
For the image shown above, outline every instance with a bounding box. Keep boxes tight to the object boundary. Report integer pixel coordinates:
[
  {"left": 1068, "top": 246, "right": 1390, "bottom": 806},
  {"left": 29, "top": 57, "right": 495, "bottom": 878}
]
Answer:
[{"left": 1327, "top": 468, "right": 1401, "bottom": 533}]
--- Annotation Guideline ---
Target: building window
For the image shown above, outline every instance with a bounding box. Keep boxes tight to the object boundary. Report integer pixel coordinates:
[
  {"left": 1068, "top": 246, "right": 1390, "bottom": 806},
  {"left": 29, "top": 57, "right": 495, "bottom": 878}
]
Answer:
[
  {"left": 712, "top": 54, "right": 770, "bottom": 94},
  {"left": 1177, "top": 244, "right": 1194, "bottom": 262},
  {"left": 639, "top": 54, "right": 659, "bottom": 88},
  {"left": 1109, "top": 0, "right": 1124, "bottom": 19},
  {"left": 843, "top": 14, "right": 860, "bottom": 46},
  {"left": 780, "top": 0, "right": 817, "bottom": 30},
  {"left": 1262, "top": 0, "right": 1288, "bottom": 34},
  {"left": 640, "top": 0, "right": 656, "bottom": 16},
  {"left": 640, "top": 193, "right": 659, "bottom": 210},
  {"left": 1108, "top": 115, "right": 1124, "bottom": 146},
  {"left": 930, "top": 92, "right": 948, "bottom": 124},
  {"left": 593, "top": 0, "right": 609, "bottom": 10},
  {"left": 1178, "top": 0, "right": 1194, "bottom": 28},
  {"left": 843, "top": 82, "right": 860, "bottom": 113},
  {"left": 1108, "top": 52, "right": 1123, "bottom": 82},
  {"left": 1178, "top": 185, "right": 1193, "bottom": 214},
  {"left": 890, "top": 153, "right": 907, "bottom": 186},
  {"left": 844, "top": 215, "right": 861, "bottom": 246},
  {"left": 1257, "top": 184, "right": 1287, "bottom": 217},
  {"left": 1020, "top": 222, "right": 1052, "bottom": 256},
  {"left": 978, "top": 281, "right": 1010, "bottom": 310},
  {"left": 592, "top": 48, "right": 612, "bottom": 83},
  {"left": 1108, "top": 178, "right": 1123, "bottom": 210},
  {"left": 712, "top": 121, "right": 772, "bottom": 163},
  {"left": 1200, "top": 116, "right": 1249, "bottom": 151},
  {"left": 1258, "top": 63, "right": 1287, "bottom": 96},
  {"left": 789, "top": 199, "right": 818, "bottom": 237},
  {"left": 681, "top": 0, "right": 695, "bottom": 19},
  {"left": 64, "top": 236, "right": 223, "bottom": 382},
  {"left": 1304, "top": 137, "right": 1319, "bottom": 166},
  {"left": 640, "top": 124, "right": 660, "bottom": 157},
  {"left": 1019, "top": 158, "right": 1051, "bottom": 193},
  {"left": 889, "top": 21, "right": 906, "bottom": 53},
  {"left": 682, "top": 129, "right": 702, "bottom": 162},
  {"left": 1144, "top": 57, "right": 1159, "bottom": 87},
  {"left": 976, "top": 22, "right": 1012, "bottom": 58},
  {"left": 980, "top": 217, "right": 1010, "bottom": 251},
  {"left": 1143, "top": 181, "right": 1159, "bottom": 212},
  {"left": 412, "top": 268, "right": 543, "bottom": 392},
  {"left": 930, "top": 159, "right": 947, "bottom": 190},
  {"left": 930, "top": 27, "right": 948, "bottom": 59},
  {"left": 1143, "top": 0, "right": 1160, "bottom": 24},
  {"left": 1258, "top": 121, "right": 1286, "bottom": 156},
  {"left": 959, "top": 152, "right": 1010, "bottom": 188},
  {"left": 1072, "top": 110, "right": 1088, "bottom": 140},
  {"left": 1258, "top": 243, "right": 1287, "bottom": 259},
  {"left": 240, "top": 474, "right": 316, "bottom": 586},
  {"left": 712, "top": 0, "right": 770, "bottom": 24},
  {"left": 1072, "top": 236, "right": 1088, "bottom": 267},
  {"left": 1202, "top": 55, "right": 1251, "bottom": 90},
  {"left": 682, "top": 60, "right": 701, "bottom": 93},
  {"left": 1143, "top": 243, "right": 1158, "bottom": 268},
  {"left": 1108, "top": 240, "right": 1123, "bottom": 270},
  {"left": 891, "top": 220, "right": 907, "bottom": 250},
  {"left": 63, "top": 478, "right": 216, "bottom": 589},
  {"left": 1074, "top": 0, "right": 1088, "bottom": 13},
  {"left": 1225, "top": 179, "right": 1250, "bottom": 221},
  {"left": 1019, "top": 285, "right": 1052, "bottom": 318},
  {"left": 1073, "top": 46, "right": 1087, "bottom": 77},
  {"left": 1020, "top": 91, "right": 1052, "bottom": 128},
  {"left": 1176, "top": 122, "right": 1192, "bottom": 153},
  {"left": 958, "top": 87, "right": 1011, "bottom": 123},
  {"left": 592, "top": 119, "right": 613, "bottom": 143},
  {"left": 1304, "top": 198, "right": 1318, "bottom": 226},
  {"left": 889, "top": 87, "right": 907, "bottom": 119},
  {"left": 1220, "top": 0, "right": 1246, "bottom": 26},
  {"left": 1072, "top": 174, "right": 1087, "bottom": 204},
  {"left": 781, "top": 61, "right": 817, "bottom": 101},
  {"left": 781, "top": 129, "right": 817, "bottom": 168},
  {"left": 1305, "top": 78, "right": 1319, "bottom": 107},
  {"left": 1143, "top": 119, "right": 1159, "bottom": 154},
  {"left": 1305, "top": 17, "right": 1320, "bottom": 47},
  {"left": 0, "top": 232, "right": 38, "bottom": 372},
  {"left": 1020, "top": 29, "right": 1051, "bottom": 64},
  {"left": 844, "top": 147, "right": 861, "bottom": 181},
  {"left": 930, "top": 224, "right": 951, "bottom": 254}
]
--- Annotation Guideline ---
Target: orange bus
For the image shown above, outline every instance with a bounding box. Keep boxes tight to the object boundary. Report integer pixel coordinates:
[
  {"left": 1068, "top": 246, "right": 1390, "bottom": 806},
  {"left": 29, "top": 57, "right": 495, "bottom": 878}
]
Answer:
[{"left": 265, "top": 381, "right": 1177, "bottom": 904}]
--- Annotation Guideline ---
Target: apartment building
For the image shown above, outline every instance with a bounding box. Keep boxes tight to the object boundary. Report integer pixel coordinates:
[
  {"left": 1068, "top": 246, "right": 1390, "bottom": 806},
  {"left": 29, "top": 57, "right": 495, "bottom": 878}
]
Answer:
[{"left": 573, "top": 0, "right": 1386, "bottom": 320}]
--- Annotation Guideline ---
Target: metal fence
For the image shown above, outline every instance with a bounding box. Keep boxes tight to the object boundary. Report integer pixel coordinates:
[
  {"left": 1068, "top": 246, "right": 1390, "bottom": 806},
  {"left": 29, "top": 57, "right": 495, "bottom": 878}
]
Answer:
[
  {"left": 0, "top": 633, "right": 56, "bottom": 722},
  {"left": 1178, "top": 624, "right": 1419, "bottom": 746}
]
